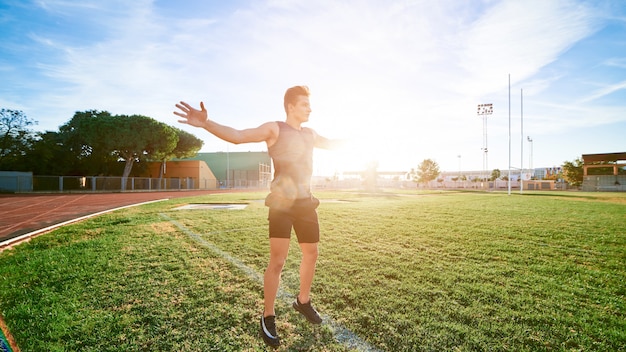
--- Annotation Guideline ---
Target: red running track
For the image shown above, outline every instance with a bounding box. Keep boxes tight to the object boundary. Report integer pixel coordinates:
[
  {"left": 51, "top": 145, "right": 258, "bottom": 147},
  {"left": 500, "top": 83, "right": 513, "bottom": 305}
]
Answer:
[{"left": 0, "top": 191, "right": 223, "bottom": 247}]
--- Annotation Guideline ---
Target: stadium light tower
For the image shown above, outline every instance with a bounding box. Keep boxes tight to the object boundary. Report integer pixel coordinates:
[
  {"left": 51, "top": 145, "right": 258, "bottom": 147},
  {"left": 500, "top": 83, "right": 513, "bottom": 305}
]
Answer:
[{"left": 477, "top": 103, "right": 493, "bottom": 183}]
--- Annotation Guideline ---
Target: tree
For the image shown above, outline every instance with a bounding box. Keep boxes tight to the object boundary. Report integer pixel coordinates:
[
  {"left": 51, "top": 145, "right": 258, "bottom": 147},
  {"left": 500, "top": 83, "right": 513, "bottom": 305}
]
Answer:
[
  {"left": 170, "top": 128, "right": 203, "bottom": 159},
  {"left": 59, "top": 111, "right": 179, "bottom": 184},
  {"left": 24, "top": 131, "right": 74, "bottom": 175},
  {"left": 108, "top": 115, "right": 178, "bottom": 188},
  {"left": 562, "top": 157, "right": 584, "bottom": 187},
  {"left": 150, "top": 127, "right": 203, "bottom": 179},
  {"left": 0, "top": 109, "right": 38, "bottom": 170},
  {"left": 59, "top": 110, "right": 119, "bottom": 175},
  {"left": 412, "top": 159, "right": 440, "bottom": 184},
  {"left": 491, "top": 169, "right": 501, "bottom": 181},
  {"left": 0, "top": 108, "right": 205, "bottom": 179},
  {"left": 21, "top": 111, "right": 203, "bottom": 180}
]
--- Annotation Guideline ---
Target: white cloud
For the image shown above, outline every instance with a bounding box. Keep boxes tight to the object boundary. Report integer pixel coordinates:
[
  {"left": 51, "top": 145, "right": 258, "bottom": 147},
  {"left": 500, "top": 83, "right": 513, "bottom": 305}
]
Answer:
[
  {"left": 457, "top": 0, "right": 599, "bottom": 94},
  {"left": 603, "top": 57, "right": 626, "bottom": 68},
  {"left": 3, "top": 0, "right": 625, "bottom": 171},
  {"left": 580, "top": 80, "right": 626, "bottom": 103}
]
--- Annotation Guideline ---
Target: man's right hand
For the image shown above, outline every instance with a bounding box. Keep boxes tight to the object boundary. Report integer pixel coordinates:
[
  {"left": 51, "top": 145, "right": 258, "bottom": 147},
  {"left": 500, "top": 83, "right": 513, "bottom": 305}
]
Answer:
[{"left": 174, "top": 101, "right": 208, "bottom": 128}]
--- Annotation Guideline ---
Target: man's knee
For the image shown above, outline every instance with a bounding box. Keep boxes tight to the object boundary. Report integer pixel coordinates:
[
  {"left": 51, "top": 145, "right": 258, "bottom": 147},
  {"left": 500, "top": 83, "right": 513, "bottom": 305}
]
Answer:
[
  {"left": 300, "top": 243, "right": 319, "bottom": 261},
  {"left": 267, "top": 255, "right": 287, "bottom": 274}
]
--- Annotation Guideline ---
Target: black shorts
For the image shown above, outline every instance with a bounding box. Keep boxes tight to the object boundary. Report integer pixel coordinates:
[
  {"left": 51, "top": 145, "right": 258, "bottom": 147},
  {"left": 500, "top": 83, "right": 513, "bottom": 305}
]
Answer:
[
  {"left": 266, "top": 195, "right": 320, "bottom": 243},
  {"left": 268, "top": 207, "right": 320, "bottom": 243}
]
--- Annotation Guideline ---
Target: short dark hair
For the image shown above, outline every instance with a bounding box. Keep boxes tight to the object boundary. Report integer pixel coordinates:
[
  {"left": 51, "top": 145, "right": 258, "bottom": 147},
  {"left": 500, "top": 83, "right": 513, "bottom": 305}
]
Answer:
[{"left": 283, "top": 85, "right": 310, "bottom": 113}]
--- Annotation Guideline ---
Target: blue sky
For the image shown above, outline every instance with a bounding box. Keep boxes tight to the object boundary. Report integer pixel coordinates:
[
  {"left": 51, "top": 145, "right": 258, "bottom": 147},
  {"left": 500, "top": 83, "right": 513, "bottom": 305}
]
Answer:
[{"left": 1, "top": 0, "right": 625, "bottom": 175}]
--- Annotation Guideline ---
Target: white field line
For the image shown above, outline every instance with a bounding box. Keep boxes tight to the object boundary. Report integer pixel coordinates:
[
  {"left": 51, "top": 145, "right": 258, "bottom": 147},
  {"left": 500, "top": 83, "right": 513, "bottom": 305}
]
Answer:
[
  {"left": 159, "top": 213, "right": 381, "bottom": 352},
  {"left": 0, "top": 199, "right": 168, "bottom": 251}
]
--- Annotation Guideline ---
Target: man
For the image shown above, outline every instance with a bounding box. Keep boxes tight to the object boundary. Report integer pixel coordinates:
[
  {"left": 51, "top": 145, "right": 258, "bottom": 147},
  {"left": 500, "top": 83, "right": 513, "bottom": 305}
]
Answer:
[{"left": 174, "top": 85, "right": 339, "bottom": 347}]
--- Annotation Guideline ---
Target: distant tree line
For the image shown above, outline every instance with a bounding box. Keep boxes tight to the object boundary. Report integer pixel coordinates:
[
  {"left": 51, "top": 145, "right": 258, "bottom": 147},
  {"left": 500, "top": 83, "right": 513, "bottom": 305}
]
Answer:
[
  {"left": 2, "top": 107, "right": 615, "bottom": 189},
  {"left": 0, "top": 108, "right": 203, "bottom": 183},
  {"left": 406, "top": 157, "right": 592, "bottom": 188}
]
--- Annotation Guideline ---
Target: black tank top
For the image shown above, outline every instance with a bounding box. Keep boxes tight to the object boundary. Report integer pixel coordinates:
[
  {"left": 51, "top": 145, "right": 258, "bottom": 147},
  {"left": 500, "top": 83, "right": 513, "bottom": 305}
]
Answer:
[{"left": 268, "top": 121, "right": 314, "bottom": 200}]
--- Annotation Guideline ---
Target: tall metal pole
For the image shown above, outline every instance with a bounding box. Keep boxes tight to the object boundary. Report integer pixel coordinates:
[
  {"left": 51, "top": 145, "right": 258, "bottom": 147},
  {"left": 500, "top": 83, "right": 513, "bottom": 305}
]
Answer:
[
  {"left": 519, "top": 89, "right": 524, "bottom": 194},
  {"left": 482, "top": 112, "right": 486, "bottom": 181},
  {"left": 508, "top": 74, "right": 511, "bottom": 195},
  {"left": 477, "top": 103, "right": 493, "bottom": 187}
]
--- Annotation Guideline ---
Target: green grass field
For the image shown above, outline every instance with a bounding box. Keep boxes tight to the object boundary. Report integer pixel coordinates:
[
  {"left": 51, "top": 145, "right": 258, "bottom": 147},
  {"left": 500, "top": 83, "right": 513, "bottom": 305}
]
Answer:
[{"left": 1, "top": 190, "right": 625, "bottom": 351}]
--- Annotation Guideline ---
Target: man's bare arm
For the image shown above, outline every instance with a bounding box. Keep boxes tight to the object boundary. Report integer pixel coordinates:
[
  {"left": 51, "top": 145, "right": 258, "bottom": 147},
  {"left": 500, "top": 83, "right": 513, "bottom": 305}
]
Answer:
[
  {"left": 312, "top": 129, "right": 346, "bottom": 150},
  {"left": 174, "top": 101, "right": 277, "bottom": 145}
]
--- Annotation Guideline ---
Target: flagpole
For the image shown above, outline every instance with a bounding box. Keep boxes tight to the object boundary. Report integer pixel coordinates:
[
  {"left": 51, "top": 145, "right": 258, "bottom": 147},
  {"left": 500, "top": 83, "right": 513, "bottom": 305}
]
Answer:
[
  {"left": 519, "top": 89, "right": 524, "bottom": 194},
  {"left": 508, "top": 74, "right": 511, "bottom": 195}
]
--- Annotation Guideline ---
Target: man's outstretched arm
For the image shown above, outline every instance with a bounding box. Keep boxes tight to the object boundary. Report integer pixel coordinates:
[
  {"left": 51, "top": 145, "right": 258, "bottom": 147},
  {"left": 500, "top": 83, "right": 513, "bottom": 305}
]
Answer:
[
  {"left": 174, "top": 101, "right": 277, "bottom": 145},
  {"left": 312, "top": 129, "right": 346, "bottom": 150}
]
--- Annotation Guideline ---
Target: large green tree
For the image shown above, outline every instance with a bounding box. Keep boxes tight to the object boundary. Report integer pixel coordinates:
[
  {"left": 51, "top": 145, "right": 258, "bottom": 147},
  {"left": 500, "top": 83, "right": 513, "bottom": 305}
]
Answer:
[
  {"left": 412, "top": 159, "right": 440, "bottom": 184},
  {"left": 4, "top": 109, "right": 203, "bottom": 180},
  {"left": 562, "top": 157, "right": 584, "bottom": 187},
  {"left": 0, "top": 108, "right": 38, "bottom": 170},
  {"left": 24, "top": 131, "right": 74, "bottom": 175},
  {"left": 150, "top": 127, "right": 203, "bottom": 179},
  {"left": 491, "top": 169, "right": 501, "bottom": 181},
  {"left": 114, "top": 115, "right": 179, "bottom": 186},
  {"left": 58, "top": 111, "right": 194, "bottom": 185},
  {"left": 59, "top": 110, "right": 119, "bottom": 175}
]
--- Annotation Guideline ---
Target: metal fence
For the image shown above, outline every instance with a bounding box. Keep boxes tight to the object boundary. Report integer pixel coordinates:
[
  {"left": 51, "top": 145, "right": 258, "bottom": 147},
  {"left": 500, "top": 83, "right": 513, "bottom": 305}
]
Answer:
[
  {"left": 0, "top": 175, "right": 219, "bottom": 193},
  {"left": 582, "top": 175, "right": 626, "bottom": 192}
]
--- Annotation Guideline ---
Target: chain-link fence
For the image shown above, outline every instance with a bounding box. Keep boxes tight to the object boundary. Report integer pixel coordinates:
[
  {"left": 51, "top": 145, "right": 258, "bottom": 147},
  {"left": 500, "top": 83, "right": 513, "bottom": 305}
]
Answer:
[{"left": 1, "top": 175, "right": 219, "bottom": 192}]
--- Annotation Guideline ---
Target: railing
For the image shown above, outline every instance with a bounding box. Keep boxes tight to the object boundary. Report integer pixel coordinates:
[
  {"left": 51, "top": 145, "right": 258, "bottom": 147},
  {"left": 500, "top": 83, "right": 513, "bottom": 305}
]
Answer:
[
  {"left": 582, "top": 175, "right": 626, "bottom": 192},
  {"left": 1, "top": 175, "right": 219, "bottom": 193}
]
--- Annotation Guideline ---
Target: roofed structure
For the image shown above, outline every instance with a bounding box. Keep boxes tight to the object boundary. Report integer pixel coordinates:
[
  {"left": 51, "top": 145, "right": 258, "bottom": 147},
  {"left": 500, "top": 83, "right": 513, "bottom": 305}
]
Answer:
[
  {"left": 184, "top": 152, "right": 272, "bottom": 188},
  {"left": 582, "top": 152, "right": 626, "bottom": 176},
  {"left": 581, "top": 152, "right": 626, "bottom": 191},
  {"left": 582, "top": 152, "right": 626, "bottom": 163}
]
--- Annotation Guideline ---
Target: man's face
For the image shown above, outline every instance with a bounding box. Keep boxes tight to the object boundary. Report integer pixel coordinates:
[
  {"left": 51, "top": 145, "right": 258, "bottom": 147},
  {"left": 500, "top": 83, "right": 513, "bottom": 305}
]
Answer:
[{"left": 290, "top": 95, "right": 311, "bottom": 123}]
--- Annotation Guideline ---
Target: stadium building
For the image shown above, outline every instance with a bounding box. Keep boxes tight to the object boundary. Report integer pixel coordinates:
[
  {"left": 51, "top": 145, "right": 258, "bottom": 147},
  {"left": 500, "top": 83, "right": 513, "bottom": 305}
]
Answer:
[{"left": 181, "top": 151, "right": 272, "bottom": 189}]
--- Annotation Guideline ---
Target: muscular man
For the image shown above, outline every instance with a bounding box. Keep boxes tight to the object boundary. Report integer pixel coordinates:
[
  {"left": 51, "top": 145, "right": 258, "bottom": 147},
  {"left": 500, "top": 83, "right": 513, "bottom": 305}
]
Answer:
[{"left": 174, "top": 85, "right": 339, "bottom": 347}]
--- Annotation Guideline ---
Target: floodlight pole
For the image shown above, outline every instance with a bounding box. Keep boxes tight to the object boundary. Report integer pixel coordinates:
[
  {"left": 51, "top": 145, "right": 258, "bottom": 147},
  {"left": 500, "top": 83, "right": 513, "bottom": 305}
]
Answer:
[
  {"left": 508, "top": 74, "right": 511, "bottom": 195},
  {"left": 477, "top": 103, "right": 493, "bottom": 188},
  {"left": 519, "top": 89, "right": 524, "bottom": 194}
]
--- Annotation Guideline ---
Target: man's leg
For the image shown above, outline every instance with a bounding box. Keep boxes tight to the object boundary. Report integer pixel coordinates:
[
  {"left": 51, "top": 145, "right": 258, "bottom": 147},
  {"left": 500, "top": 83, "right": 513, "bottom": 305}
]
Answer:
[
  {"left": 297, "top": 242, "right": 318, "bottom": 304},
  {"left": 264, "top": 237, "right": 290, "bottom": 317},
  {"left": 292, "top": 241, "right": 322, "bottom": 324}
]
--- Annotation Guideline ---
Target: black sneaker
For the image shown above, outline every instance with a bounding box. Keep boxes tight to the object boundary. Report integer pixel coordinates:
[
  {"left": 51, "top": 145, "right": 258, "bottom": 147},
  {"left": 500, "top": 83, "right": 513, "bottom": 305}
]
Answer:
[
  {"left": 260, "top": 315, "right": 280, "bottom": 347},
  {"left": 293, "top": 297, "right": 322, "bottom": 324}
]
